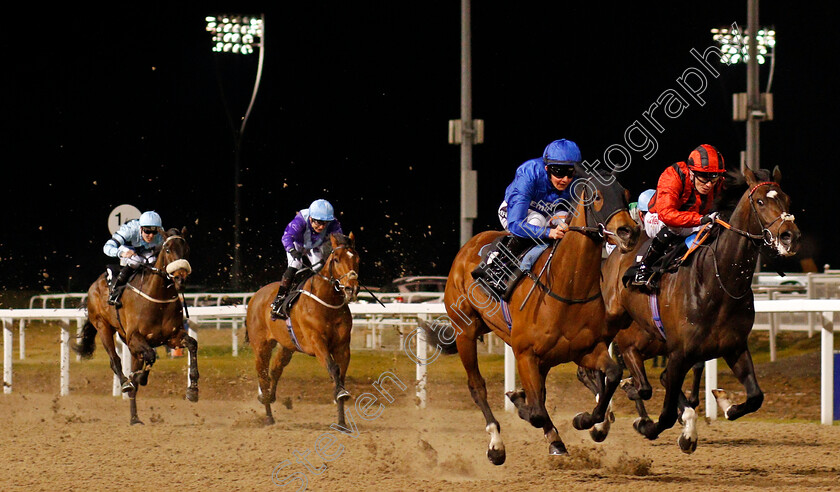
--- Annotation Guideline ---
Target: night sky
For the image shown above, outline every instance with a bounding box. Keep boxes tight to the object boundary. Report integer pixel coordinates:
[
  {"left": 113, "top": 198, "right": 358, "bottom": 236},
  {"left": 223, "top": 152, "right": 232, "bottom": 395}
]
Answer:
[{"left": 3, "top": 2, "right": 837, "bottom": 295}]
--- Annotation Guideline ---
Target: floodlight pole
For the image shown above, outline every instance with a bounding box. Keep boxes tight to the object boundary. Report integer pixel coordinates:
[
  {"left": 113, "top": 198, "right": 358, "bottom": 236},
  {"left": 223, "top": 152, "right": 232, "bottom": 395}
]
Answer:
[
  {"left": 460, "top": 0, "right": 475, "bottom": 246},
  {"left": 745, "top": 0, "right": 760, "bottom": 171},
  {"left": 229, "top": 14, "right": 265, "bottom": 289}
]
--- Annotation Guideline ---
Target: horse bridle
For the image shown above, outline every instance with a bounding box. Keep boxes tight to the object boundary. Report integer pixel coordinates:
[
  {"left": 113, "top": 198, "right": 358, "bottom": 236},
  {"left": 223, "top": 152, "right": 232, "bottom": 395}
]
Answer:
[
  {"left": 715, "top": 182, "right": 796, "bottom": 249},
  {"left": 566, "top": 179, "right": 625, "bottom": 242},
  {"left": 299, "top": 244, "right": 359, "bottom": 309}
]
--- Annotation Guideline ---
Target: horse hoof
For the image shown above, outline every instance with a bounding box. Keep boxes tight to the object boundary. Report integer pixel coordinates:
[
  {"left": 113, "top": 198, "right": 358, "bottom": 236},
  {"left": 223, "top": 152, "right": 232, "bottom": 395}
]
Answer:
[
  {"left": 505, "top": 389, "right": 525, "bottom": 404},
  {"left": 121, "top": 381, "right": 135, "bottom": 393},
  {"left": 572, "top": 412, "right": 591, "bottom": 431},
  {"left": 336, "top": 389, "right": 350, "bottom": 402},
  {"left": 130, "top": 418, "right": 144, "bottom": 426},
  {"left": 185, "top": 388, "right": 199, "bottom": 403},
  {"left": 589, "top": 426, "right": 609, "bottom": 443},
  {"left": 619, "top": 377, "right": 634, "bottom": 390},
  {"left": 548, "top": 441, "right": 568, "bottom": 456},
  {"left": 486, "top": 447, "right": 506, "bottom": 466},
  {"left": 678, "top": 434, "right": 698, "bottom": 454},
  {"left": 264, "top": 416, "right": 275, "bottom": 426}
]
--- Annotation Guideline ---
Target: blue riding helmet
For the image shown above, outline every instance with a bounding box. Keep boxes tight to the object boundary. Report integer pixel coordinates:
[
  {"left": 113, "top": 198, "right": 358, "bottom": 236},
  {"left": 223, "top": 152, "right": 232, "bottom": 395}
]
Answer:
[
  {"left": 139, "top": 211, "right": 163, "bottom": 228},
  {"left": 542, "top": 139, "right": 582, "bottom": 167},
  {"left": 308, "top": 199, "right": 335, "bottom": 221},
  {"left": 637, "top": 189, "right": 656, "bottom": 212}
]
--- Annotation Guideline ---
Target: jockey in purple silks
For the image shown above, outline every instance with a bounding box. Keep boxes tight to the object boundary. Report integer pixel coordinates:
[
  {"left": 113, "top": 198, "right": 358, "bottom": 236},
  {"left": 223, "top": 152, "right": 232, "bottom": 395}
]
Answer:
[{"left": 271, "top": 199, "right": 343, "bottom": 318}]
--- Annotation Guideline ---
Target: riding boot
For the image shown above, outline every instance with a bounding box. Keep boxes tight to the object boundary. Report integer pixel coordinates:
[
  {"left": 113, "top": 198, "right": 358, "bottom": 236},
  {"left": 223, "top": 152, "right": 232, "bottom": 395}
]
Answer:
[
  {"left": 473, "top": 235, "right": 531, "bottom": 294},
  {"left": 632, "top": 228, "right": 679, "bottom": 288},
  {"left": 271, "top": 267, "right": 298, "bottom": 319},
  {"left": 108, "top": 265, "right": 133, "bottom": 307}
]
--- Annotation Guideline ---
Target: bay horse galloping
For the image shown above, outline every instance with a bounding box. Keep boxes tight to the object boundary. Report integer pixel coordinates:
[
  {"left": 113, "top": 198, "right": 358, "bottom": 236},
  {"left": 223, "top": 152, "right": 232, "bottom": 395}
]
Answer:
[
  {"left": 74, "top": 227, "right": 196, "bottom": 425},
  {"left": 246, "top": 232, "right": 359, "bottom": 427},
  {"left": 431, "top": 168, "right": 640, "bottom": 464},
  {"left": 599, "top": 167, "right": 799, "bottom": 452}
]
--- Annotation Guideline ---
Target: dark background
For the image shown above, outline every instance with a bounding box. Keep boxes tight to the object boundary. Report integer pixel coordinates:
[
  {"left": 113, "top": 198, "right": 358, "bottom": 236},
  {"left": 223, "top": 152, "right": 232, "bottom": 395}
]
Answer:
[{"left": 2, "top": 2, "right": 836, "bottom": 295}]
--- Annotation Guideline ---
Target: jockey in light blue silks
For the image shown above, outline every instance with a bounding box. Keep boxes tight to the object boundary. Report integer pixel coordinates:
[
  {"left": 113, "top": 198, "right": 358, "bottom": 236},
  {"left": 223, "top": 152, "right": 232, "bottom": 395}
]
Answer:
[
  {"left": 271, "top": 199, "right": 344, "bottom": 319},
  {"left": 472, "top": 139, "right": 581, "bottom": 293},
  {"left": 103, "top": 211, "right": 164, "bottom": 307}
]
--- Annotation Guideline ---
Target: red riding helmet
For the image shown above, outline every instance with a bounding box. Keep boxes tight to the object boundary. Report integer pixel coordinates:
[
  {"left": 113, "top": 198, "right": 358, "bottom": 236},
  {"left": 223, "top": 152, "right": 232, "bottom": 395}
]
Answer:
[{"left": 687, "top": 144, "right": 725, "bottom": 173}]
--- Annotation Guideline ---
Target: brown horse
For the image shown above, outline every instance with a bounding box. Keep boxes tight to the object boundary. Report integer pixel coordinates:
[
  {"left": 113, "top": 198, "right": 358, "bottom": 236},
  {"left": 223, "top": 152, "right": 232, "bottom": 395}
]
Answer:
[
  {"left": 598, "top": 167, "right": 799, "bottom": 452},
  {"left": 427, "top": 169, "right": 640, "bottom": 465},
  {"left": 74, "top": 227, "right": 196, "bottom": 425},
  {"left": 246, "top": 232, "right": 359, "bottom": 427}
]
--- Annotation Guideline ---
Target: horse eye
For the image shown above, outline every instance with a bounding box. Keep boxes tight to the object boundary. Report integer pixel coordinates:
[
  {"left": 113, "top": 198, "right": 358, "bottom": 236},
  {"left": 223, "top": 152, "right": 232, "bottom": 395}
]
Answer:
[{"left": 757, "top": 199, "right": 765, "bottom": 206}]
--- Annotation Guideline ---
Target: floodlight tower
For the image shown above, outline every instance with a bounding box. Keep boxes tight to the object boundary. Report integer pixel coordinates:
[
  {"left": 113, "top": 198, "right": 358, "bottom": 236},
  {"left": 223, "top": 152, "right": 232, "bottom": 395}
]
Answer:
[
  {"left": 710, "top": 6, "right": 775, "bottom": 172},
  {"left": 205, "top": 14, "right": 265, "bottom": 289}
]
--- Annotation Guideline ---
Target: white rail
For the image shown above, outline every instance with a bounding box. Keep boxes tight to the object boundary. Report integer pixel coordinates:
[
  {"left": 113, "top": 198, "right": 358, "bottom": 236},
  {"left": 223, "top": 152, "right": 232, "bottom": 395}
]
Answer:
[{"left": 2, "top": 300, "right": 837, "bottom": 424}]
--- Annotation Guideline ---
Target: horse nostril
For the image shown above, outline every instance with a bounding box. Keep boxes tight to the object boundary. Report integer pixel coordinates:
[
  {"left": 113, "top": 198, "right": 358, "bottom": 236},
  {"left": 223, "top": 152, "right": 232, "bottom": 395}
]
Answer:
[
  {"left": 780, "top": 231, "right": 792, "bottom": 245},
  {"left": 616, "top": 226, "right": 632, "bottom": 240}
]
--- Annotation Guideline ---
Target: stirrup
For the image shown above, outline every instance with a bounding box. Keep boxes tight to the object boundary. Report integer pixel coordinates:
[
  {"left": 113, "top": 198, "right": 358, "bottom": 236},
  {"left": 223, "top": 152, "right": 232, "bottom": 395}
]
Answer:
[{"left": 630, "top": 267, "right": 651, "bottom": 287}]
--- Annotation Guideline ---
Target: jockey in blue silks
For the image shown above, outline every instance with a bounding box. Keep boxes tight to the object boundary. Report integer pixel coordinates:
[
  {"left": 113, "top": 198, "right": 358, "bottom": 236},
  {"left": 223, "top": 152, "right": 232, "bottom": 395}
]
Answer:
[
  {"left": 103, "top": 210, "right": 164, "bottom": 307},
  {"left": 271, "top": 199, "right": 343, "bottom": 319},
  {"left": 473, "top": 139, "right": 581, "bottom": 290}
]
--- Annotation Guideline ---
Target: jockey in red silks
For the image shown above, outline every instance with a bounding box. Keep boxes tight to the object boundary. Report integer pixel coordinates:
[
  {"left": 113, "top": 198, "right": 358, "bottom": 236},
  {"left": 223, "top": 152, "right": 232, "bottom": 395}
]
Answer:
[{"left": 632, "top": 144, "right": 726, "bottom": 288}]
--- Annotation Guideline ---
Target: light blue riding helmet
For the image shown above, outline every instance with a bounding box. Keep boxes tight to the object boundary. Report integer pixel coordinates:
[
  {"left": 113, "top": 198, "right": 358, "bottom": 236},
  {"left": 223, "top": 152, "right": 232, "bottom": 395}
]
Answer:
[
  {"left": 542, "top": 139, "right": 582, "bottom": 167},
  {"left": 308, "top": 199, "right": 335, "bottom": 221},
  {"left": 139, "top": 211, "right": 163, "bottom": 228},
  {"left": 637, "top": 189, "right": 656, "bottom": 212}
]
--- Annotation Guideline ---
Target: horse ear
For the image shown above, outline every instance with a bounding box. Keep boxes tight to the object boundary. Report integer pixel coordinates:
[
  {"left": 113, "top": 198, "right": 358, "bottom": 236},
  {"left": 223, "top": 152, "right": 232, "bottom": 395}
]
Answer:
[
  {"left": 772, "top": 165, "right": 782, "bottom": 184},
  {"left": 744, "top": 168, "right": 758, "bottom": 187},
  {"left": 329, "top": 233, "right": 339, "bottom": 247},
  {"left": 348, "top": 231, "right": 355, "bottom": 244},
  {"left": 180, "top": 226, "right": 188, "bottom": 239}
]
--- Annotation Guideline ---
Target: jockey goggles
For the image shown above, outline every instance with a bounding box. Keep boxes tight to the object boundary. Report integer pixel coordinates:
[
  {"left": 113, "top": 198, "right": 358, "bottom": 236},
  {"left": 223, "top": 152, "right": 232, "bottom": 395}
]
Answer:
[
  {"left": 547, "top": 165, "right": 576, "bottom": 179},
  {"left": 693, "top": 171, "right": 722, "bottom": 184},
  {"left": 141, "top": 227, "right": 158, "bottom": 235}
]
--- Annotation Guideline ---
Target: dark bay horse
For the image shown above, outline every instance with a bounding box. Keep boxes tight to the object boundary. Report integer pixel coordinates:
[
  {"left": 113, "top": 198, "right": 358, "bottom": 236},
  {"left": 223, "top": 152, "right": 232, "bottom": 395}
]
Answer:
[
  {"left": 598, "top": 167, "right": 799, "bottom": 452},
  {"left": 74, "top": 227, "right": 196, "bottom": 425},
  {"left": 429, "top": 169, "right": 640, "bottom": 465},
  {"left": 246, "top": 232, "right": 359, "bottom": 427}
]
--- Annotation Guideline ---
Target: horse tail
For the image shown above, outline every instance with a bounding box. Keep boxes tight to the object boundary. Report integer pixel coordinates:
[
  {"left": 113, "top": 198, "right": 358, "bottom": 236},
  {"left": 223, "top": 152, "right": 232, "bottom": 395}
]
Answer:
[
  {"left": 72, "top": 320, "right": 98, "bottom": 359},
  {"left": 419, "top": 319, "right": 459, "bottom": 355}
]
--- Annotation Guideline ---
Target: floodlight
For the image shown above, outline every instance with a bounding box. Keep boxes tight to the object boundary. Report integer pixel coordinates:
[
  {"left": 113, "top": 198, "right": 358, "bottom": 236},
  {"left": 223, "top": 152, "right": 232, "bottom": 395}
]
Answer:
[
  {"left": 710, "top": 27, "right": 775, "bottom": 65},
  {"left": 205, "top": 15, "right": 263, "bottom": 55}
]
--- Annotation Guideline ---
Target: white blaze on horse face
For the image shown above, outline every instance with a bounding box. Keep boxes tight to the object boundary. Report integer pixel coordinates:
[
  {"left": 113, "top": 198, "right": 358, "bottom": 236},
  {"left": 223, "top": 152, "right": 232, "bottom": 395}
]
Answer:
[
  {"left": 486, "top": 423, "right": 505, "bottom": 452},
  {"left": 766, "top": 190, "right": 778, "bottom": 199}
]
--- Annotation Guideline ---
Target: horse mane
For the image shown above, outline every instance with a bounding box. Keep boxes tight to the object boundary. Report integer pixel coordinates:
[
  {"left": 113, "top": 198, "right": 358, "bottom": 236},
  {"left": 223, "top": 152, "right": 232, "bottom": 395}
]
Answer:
[{"left": 713, "top": 167, "right": 773, "bottom": 220}]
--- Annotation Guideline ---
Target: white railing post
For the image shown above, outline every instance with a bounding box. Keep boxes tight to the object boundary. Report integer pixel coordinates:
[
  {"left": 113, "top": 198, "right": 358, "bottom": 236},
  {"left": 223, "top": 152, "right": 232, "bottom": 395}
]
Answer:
[
  {"left": 705, "top": 358, "right": 718, "bottom": 420},
  {"left": 232, "top": 318, "right": 239, "bottom": 357},
  {"left": 504, "top": 344, "right": 515, "bottom": 413},
  {"left": 3, "top": 319, "right": 12, "bottom": 394},
  {"left": 187, "top": 320, "right": 197, "bottom": 391},
  {"left": 18, "top": 319, "right": 25, "bottom": 360},
  {"left": 121, "top": 338, "right": 131, "bottom": 400},
  {"left": 415, "top": 315, "right": 427, "bottom": 409},
  {"left": 113, "top": 337, "right": 123, "bottom": 397},
  {"left": 820, "top": 312, "right": 835, "bottom": 425},
  {"left": 60, "top": 319, "right": 70, "bottom": 396}
]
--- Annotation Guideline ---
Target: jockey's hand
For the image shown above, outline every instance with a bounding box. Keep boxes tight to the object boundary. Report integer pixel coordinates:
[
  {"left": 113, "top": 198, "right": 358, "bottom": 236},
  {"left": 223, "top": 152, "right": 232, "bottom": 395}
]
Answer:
[
  {"left": 548, "top": 223, "right": 568, "bottom": 240},
  {"left": 700, "top": 212, "right": 720, "bottom": 225},
  {"left": 288, "top": 249, "right": 303, "bottom": 261},
  {"left": 120, "top": 249, "right": 136, "bottom": 258}
]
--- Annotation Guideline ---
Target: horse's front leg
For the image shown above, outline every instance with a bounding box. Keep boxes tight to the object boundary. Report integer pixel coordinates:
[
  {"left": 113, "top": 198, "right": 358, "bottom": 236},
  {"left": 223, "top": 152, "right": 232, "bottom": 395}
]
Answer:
[
  {"left": 183, "top": 334, "right": 200, "bottom": 403},
  {"left": 456, "top": 333, "right": 506, "bottom": 465},
  {"left": 572, "top": 343, "right": 621, "bottom": 434},
  {"left": 128, "top": 354, "right": 144, "bottom": 425},
  {"left": 97, "top": 327, "right": 130, "bottom": 390},
  {"left": 332, "top": 343, "right": 351, "bottom": 429},
  {"left": 508, "top": 352, "right": 567, "bottom": 456},
  {"left": 634, "top": 355, "right": 690, "bottom": 441},
  {"left": 713, "top": 347, "right": 764, "bottom": 420},
  {"left": 312, "top": 345, "right": 350, "bottom": 427},
  {"left": 658, "top": 366, "right": 699, "bottom": 454}
]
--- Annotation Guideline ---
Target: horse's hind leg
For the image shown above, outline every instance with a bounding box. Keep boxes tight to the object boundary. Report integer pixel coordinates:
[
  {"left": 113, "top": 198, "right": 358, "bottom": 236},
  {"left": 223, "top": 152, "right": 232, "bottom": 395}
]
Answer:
[
  {"left": 713, "top": 348, "right": 764, "bottom": 421},
  {"left": 254, "top": 339, "right": 278, "bottom": 425},
  {"left": 658, "top": 366, "right": 699, "bottom": 454},
  {"left": 264, "top": 347, "right": 294, "bottom": 426},
  {"left": 685, "top": 362, "right": 704, "bottom": 409},
  {"left": 456, "top": 333, "right": 506, "bottom": 465},
  {"left": 634, "top": 355, "right": 691, "bottom": 441},
  {"left": 576, "top": 367, "right": 615, "bottom": 443},
  {"left": 184, "top": 334, "right": 199, "bottom": 402}
]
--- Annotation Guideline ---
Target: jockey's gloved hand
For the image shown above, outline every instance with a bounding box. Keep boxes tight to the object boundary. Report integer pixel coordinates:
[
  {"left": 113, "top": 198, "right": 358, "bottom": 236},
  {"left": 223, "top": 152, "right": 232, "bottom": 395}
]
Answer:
[
  {"left": 700, "top": 212, "right": 720, "bottom": 225},
  {"left": 288, "top": 249, "right": 303, "bottom": 260}
]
